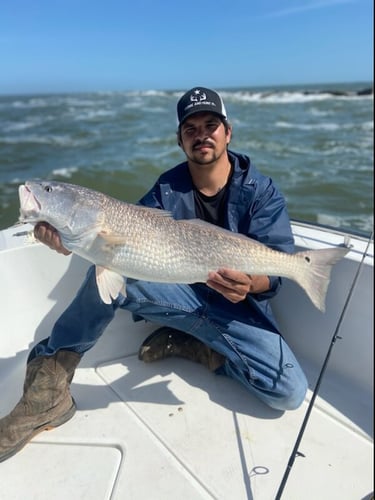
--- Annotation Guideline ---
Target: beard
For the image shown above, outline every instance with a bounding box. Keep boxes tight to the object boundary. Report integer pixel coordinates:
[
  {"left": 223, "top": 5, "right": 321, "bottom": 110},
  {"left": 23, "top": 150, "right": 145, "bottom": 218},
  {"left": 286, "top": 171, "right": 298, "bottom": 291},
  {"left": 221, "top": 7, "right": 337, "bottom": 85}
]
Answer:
[{"left": 185, "top": 140, "right": 226, "bottom": 166}]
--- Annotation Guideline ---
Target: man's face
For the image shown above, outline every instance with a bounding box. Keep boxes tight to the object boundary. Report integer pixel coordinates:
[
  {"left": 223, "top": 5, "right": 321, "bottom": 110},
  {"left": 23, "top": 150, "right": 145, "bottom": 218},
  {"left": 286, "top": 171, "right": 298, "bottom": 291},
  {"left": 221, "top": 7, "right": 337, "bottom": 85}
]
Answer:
[{"left": 179, "top": 112, "right": 232, "bottom": 166}]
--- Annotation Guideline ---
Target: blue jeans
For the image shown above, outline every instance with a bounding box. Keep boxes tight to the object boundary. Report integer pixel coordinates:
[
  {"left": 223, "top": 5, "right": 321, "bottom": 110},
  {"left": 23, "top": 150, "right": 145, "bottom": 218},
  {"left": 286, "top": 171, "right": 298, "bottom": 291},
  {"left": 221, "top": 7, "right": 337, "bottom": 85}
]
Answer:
[{"left": 30, "top": 266, "right": 307, "bottom": 411}]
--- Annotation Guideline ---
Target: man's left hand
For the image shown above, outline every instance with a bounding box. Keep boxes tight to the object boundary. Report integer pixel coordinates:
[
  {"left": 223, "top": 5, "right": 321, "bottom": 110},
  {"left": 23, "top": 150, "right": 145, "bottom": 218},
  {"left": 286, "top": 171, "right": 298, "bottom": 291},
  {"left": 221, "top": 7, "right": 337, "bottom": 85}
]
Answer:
[{"left": 207, "top": 268, "right": 270, "bottom": 303}]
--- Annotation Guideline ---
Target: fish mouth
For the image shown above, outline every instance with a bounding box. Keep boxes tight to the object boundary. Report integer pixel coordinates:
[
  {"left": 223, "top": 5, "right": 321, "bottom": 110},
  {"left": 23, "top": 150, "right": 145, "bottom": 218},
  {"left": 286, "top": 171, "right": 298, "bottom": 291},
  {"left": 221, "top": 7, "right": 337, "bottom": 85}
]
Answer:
[{"left": 18, "top": 184, "right": 41, "bottom": 222}]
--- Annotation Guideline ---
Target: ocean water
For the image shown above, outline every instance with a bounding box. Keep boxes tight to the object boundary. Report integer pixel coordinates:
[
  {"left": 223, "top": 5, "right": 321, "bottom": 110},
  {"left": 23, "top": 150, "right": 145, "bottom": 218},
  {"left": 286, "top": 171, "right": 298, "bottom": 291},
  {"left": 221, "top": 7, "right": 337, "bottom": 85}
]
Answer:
[{"left": 0, "top": 82, "right": 373, "bottom": 234}]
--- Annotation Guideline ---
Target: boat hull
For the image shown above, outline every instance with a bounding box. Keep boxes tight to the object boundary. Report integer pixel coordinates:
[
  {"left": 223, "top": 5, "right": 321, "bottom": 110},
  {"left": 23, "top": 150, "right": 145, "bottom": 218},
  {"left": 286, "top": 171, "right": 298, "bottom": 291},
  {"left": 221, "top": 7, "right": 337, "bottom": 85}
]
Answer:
[{"left": 0, "top": 222, "right": 373, "bottom": 500}]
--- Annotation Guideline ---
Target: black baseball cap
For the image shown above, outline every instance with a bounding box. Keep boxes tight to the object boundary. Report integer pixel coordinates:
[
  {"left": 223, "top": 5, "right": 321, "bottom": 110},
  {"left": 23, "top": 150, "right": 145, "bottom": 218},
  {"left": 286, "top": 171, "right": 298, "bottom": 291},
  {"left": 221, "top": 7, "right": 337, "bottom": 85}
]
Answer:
[{"left": 177, "top": 87, "right": 228, "bottom": 125}]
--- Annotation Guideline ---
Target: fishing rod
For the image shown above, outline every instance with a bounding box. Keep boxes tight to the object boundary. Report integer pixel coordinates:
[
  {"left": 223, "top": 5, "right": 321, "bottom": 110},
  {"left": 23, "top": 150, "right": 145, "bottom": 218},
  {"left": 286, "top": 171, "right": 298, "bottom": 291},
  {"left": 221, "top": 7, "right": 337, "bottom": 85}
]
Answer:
[{"left": 275, "top": 231, "right": 373, "bottom": 500}]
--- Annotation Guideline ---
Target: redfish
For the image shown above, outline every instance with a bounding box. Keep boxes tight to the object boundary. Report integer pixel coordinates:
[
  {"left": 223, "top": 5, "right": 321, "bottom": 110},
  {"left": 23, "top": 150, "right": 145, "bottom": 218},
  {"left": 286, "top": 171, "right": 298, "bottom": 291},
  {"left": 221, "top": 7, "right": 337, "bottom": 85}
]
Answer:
[{"left": 19, "top": 180, "right": 349, "bottom": 310}]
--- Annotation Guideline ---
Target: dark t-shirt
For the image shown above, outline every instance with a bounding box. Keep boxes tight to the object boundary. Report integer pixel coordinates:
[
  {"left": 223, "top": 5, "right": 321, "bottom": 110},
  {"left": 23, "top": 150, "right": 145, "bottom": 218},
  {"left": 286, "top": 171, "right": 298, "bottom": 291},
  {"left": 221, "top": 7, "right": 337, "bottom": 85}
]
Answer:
[
  {"left": 193, "top": 185, "right": 229, "bottom": 227},
  {"left": 193, "top": 162, "right": 233, "bottom": 227}
]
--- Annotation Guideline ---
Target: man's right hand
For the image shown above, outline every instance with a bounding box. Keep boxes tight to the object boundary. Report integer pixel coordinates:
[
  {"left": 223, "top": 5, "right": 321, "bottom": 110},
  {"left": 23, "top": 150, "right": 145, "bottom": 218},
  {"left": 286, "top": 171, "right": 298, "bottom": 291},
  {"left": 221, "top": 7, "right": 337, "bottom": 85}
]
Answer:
[{"left": 34, "top": 222, "right": 71, "bottom": 255}]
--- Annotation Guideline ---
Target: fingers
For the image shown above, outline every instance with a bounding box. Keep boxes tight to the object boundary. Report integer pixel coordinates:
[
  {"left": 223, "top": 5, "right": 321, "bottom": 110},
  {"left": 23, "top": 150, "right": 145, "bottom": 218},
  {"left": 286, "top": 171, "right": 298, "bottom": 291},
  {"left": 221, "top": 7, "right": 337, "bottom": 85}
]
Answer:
[
  {"left": 34, "top": 222, "right": 71, "bottom": 255},
  {"left": 206, "top": 268, "right": 271, "bottom": 302},
  {"left": 209, "top": 268, "right": 250, "bottom": 285},
  {"left": 207, "top": 269, "right": 251, "bottom": 303}
]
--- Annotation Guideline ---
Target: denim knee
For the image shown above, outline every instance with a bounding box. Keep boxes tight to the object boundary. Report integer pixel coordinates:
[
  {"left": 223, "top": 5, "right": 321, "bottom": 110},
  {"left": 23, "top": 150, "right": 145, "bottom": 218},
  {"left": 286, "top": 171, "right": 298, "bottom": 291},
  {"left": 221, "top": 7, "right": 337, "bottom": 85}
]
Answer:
[{"left": 221, "top": 358, "right": 308, "bottom": 411}]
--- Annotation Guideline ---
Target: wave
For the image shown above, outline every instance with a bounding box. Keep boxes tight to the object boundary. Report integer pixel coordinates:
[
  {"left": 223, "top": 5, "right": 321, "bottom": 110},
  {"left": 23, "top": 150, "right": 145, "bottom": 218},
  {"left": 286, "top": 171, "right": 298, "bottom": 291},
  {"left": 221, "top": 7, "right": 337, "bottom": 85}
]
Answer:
[
  {"left": 221, "top": 89, "right": 373, "bottom": 104},
  {"left": 0, "top": 134, "right": 89, "bottom": 147},
  {"left": 317, "top": 213, "right": 373, "bottom": 233},
  {"left": 65, "top": 86, "right": 374, "bottom": 105},
  {"left": 2, "top": 115, "right": 56, "bottom": 133},
  {"left": 126, "top": 90, "right": 173, "bottom": 97},
  {"left": 275, "top": 121, "right": 373, "bottom": 131},
  {"left": 73, "top": 109, "right": 117, "bottom": 121},
  {"left": 11, "top": 98, "right": 51, "bottom": 109},
  {"left": 51, "top": 167, "right": 79, "bottom": 178},
  {"left": 276, "top": 121, "right": 341, "bottom": 131},
  {"left": 2, "top": 95, "right": 109, "bottom": 110},
  {"left": 1, "top": 87, "right": 372, "bottom": 112},
  {"left": 0, "top": 85, "right": 372, "bottom": 234},
  {"left": 308, "top": 107, "right": 332, "bottom": 117}
]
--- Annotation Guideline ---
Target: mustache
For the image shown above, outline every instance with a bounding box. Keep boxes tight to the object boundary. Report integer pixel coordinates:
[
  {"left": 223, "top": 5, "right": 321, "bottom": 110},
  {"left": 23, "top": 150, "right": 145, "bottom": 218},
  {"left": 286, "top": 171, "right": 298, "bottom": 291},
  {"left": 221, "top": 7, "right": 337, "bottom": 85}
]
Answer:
[{"left": 192, "top": 139, "right": 214, "bottom": 149}]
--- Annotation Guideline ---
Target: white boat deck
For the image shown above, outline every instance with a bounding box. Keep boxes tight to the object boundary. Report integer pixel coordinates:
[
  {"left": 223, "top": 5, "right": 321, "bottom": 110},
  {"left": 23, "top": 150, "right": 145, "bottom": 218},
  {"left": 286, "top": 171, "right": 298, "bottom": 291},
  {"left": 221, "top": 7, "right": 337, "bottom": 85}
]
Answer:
[{"left": 0, "top": 223, "right": 373, "bottom": 500}]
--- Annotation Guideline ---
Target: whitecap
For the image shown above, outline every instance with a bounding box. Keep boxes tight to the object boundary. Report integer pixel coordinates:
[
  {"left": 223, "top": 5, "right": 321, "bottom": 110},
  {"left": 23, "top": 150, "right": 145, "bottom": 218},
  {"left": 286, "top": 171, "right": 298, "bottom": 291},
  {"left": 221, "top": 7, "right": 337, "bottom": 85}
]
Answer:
[
  {"left": 143, "top": 107, "right": 166, "bottom": 113},
  {"left": 0, "top": 134, "right": 87, "bottom": 147},
  {"left": 275, "top": 121, "right": 341, "bottom": 131},
  {"left": 2, "top": 115, "right": 55, "bottom": 132},
  {"left": 73, "top": 109, "right": 116, "bottom": 121},
  {"left": 362, "top": 121, "right": 374, "bottom": 131},
  {"left": 309, "top": 107, "right": 331, "bottom": 117},
  {"left": 123, "top": 100, "right": 144, "bottom": 109},
  {"left": 126, "top": 90, "right": 169, "bottom": 98},
  {"left": 63, "top": 97, "right": 106, "bottom": 107},
  {"left": 12, "top": 98, "right": 50, "bottom": 109},
  {"left": 51, "top": 167, "right": 79, "bottom": 178},
  {"left": 317, "top": 213, "right": 373, "bottom": 234},
  {"left": 220, "top": 90, "right": 373, "bottom": 105}
]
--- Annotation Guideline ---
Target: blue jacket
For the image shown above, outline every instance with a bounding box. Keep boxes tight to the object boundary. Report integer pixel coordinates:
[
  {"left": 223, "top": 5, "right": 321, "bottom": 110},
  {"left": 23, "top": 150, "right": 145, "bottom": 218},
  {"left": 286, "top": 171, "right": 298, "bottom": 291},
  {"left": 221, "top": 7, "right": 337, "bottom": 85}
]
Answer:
[{"left": 139, "top": 151, "right": 295, "bottom": 332}]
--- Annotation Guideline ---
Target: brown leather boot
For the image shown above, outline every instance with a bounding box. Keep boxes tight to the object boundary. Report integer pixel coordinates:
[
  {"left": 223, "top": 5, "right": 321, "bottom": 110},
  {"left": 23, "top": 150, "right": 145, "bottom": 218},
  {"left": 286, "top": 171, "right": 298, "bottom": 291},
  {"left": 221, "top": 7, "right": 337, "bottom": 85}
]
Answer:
[
  {"left": 0, "top": 350, "right": 81, "bottom": 462},
  {"left": 138, "top": 327, "right": 225, "bottom": 371}
]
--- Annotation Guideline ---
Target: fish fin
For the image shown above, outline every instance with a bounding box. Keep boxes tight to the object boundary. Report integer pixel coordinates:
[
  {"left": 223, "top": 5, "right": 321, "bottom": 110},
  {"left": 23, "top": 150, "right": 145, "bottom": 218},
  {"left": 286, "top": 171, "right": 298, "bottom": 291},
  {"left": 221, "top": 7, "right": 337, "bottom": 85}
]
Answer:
[
  {"left": 95, "top": 266, "right": 125, "bottom": 304},
  {"left": 294, "top": 246, "right": 350, "bottom": 312}
]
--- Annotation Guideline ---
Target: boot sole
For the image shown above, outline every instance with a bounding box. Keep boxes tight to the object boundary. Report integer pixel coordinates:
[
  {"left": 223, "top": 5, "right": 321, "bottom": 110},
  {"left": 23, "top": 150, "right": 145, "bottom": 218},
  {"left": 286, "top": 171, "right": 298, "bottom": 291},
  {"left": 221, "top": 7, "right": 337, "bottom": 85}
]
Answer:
[{"left": 0, "top": 402, "right": 76, "bottom": 463}]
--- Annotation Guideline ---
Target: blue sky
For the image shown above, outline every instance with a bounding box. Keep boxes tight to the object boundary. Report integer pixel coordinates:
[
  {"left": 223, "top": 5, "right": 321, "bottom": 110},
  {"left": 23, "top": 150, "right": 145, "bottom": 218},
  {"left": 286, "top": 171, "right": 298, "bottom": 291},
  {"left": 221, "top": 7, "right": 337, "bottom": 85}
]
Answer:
[{"left": 0, "top": 0, "right": 373, "bottom": 94}]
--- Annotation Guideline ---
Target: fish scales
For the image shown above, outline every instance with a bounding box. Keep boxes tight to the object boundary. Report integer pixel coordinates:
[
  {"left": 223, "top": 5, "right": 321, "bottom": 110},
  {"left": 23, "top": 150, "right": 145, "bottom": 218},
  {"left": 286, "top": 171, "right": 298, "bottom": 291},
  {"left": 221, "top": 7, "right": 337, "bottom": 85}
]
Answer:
[
  {"left": 18, "top": 180, "right": 350, "bottom": 310},
  {"left": 101, "top": 203, "right": 287, "bottom": 282}
]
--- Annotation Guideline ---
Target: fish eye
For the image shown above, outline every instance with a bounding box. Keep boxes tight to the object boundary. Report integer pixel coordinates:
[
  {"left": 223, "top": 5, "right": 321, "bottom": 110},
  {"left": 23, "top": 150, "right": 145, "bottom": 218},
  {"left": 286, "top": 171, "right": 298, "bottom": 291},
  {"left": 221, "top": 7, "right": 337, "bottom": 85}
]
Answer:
[{"left": 44, "top": 185, "right": 53, "bottom": 193}]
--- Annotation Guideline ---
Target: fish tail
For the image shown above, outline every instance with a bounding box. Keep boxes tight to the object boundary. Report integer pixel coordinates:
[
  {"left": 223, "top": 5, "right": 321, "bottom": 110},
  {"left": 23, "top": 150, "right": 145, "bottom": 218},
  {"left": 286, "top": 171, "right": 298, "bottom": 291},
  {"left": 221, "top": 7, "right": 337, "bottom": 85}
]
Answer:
[{"left": 293, "top": 246, "right": 350, "bottom": 312}]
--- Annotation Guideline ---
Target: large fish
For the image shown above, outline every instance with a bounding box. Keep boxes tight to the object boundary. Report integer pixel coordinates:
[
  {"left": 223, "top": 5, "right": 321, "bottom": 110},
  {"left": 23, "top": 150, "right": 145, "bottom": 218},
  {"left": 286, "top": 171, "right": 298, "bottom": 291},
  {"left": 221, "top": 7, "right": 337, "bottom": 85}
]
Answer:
[{"left": 18, "top": 180, "right": 349, "bottom": 311}]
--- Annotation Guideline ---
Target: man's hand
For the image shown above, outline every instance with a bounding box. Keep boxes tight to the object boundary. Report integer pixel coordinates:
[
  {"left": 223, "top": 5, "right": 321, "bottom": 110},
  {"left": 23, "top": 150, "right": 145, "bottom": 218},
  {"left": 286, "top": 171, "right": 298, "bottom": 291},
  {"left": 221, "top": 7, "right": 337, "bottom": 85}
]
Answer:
[
  {"left": 207, "top": 268, "right": 270, "bottom": 303},
  {"left": 34, "top": 222, "right": 71, "bottom": 255}
]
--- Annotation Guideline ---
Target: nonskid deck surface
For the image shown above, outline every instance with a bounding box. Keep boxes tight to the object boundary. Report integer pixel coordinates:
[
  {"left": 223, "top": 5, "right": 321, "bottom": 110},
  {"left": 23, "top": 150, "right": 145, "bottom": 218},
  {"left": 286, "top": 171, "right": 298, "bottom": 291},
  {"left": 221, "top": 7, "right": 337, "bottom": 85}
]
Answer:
[{"left": 0, "top": 310, "right": 373, "bottom": 500}]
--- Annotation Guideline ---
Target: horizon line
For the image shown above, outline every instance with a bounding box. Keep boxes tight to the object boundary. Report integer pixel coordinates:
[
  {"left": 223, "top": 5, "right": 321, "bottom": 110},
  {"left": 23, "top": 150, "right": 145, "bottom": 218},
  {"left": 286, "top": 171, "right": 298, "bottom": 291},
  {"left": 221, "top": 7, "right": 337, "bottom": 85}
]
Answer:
[{"left": 0, "top": 79, "right": 373, "bottom": 98}]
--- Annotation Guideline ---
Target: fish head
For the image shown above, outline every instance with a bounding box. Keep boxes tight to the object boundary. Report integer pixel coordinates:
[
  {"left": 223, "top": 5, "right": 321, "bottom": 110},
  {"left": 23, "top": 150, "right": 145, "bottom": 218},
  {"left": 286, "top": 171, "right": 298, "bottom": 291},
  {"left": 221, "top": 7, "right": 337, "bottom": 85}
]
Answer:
[{"left": 18, "top": 180, "right": 103, "bottom": 247}]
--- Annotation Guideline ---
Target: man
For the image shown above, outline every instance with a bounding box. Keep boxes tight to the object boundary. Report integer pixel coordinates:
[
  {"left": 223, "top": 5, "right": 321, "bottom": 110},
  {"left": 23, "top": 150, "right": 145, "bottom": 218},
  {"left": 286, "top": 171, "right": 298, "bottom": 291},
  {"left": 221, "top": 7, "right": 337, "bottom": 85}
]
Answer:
[{"left": 0, "top": 87, "right": 308, "bottom": 462}]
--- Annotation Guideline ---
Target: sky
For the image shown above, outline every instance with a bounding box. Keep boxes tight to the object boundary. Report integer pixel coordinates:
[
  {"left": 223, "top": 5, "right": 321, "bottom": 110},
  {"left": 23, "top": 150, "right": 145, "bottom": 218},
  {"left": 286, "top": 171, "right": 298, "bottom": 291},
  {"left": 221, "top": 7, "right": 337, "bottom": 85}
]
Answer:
[{"left": 0, "top": 0, "right": 373, "bottom": 95}]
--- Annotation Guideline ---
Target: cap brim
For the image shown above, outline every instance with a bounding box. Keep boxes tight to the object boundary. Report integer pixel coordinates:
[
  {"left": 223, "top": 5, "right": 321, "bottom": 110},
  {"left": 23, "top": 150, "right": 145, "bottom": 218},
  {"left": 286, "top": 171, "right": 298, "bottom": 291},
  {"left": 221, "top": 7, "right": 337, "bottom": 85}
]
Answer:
[{"left": 179, "top": 108, "right": 227, "bottom": 125}]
